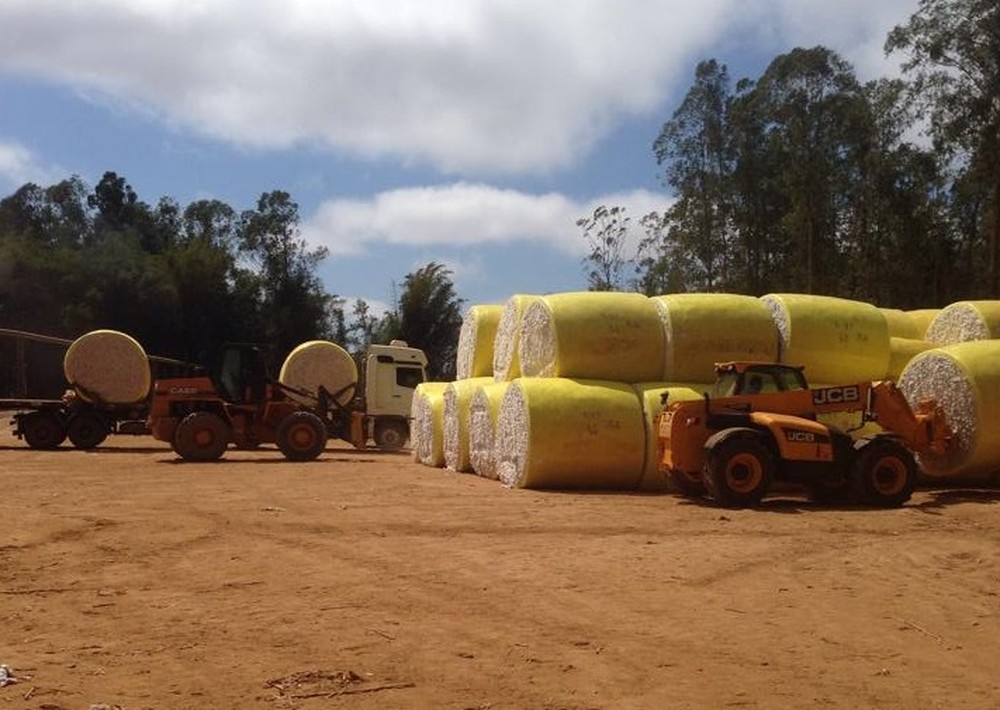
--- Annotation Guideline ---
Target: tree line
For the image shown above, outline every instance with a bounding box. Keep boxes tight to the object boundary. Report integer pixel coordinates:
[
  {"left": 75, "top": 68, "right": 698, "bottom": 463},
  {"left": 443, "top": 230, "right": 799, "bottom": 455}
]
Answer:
[
  {"left": 580, "top": 0, "right": 1000, "bottom": 309},
  {"left": 0, "top": 172, "right": 463, "bottom": 380}
]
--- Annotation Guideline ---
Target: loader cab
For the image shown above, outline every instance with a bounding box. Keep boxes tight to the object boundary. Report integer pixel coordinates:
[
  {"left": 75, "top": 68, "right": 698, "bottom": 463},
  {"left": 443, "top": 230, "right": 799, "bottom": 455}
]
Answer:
[
  {"left": 215, "top": 343, "right": 268, "bottom": 404},
  {"left": 713, "top": 362, "right": 808, "bottom": 398}
]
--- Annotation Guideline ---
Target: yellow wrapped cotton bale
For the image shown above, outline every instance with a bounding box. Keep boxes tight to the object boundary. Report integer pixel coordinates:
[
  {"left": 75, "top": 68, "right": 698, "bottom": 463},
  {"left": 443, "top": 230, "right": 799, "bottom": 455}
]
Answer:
[
  {"left": 633, "top": 382, "right": 707, "bottom": 491},
  {"left": 899, "top": 341, "right": 1000, "bottom": 478},
  {"left": 906, "top": 309, "right": 940, "bottom": 339},
  {"left": 495, "top": 377, "right": 647, "bottom": 489},
  {"left": 410, "top": 382, "right": 449, "bottom": 467},
  {"left": 468, "top": 381, "right": 510, "bottom": 479},
  {"left": 761, "top": 293, "right": 890, "bottom": 385},
  {"left": 492, "top": 294, "right": 542, "bottom": 381},
  {"left": 925, "top": 301, "right": 1000, "bottom": 344},
  {"left": 443, "top": 377, "right": 494, "bottom": 472},
  {"left": 456, "top": 304, "right": 504, "bottom": 379},
  {"left": 651, "top": 293, "right": 778, "bottom": 383},
  {"left": 279, "top": 340, "right": 358, "bottom": 406},
  {"left": 879, "top": 308, "right": 921, "bottom": 339},
  {"left": 885, "top": 337, "right": 935, "bottom": 380},
  {"left": 519, "top": 292, "right": 666, "bottom": 382},
  {"left": 64, "top": 329, "right": 151, "bottom": 404}
]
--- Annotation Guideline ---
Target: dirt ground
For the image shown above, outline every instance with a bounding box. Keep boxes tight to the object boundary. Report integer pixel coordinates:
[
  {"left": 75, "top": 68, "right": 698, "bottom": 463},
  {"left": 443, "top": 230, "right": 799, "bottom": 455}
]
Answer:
[{"left": 0, "top": 427, "right": 998, "bottom": 710}]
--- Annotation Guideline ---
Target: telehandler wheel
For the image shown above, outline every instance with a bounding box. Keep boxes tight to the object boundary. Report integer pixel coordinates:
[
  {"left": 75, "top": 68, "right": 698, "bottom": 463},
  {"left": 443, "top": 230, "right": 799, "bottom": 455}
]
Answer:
[
  {"left": 374, "top": 419, "right": 408, "bottom": 451},
  {"left": 668, "top": 469, "right": 705, "bottom": 498},
  {"left": 849, "top": 438, "right": 916, "bottom": 507},
  {"left": 67, "top": 412, "right": 109, "bottom": 449},
  {"left": 702, "top": 432, "right": 774, "bottom": 508},
  {"left": 276, "top": 411, "right": 328, "bottom": 461},
  {"left": 174, "top": 411, "right": 230, "bottom": 461},
  {"left": 21, "top": 411, "right": 67, "bottom": 450}
]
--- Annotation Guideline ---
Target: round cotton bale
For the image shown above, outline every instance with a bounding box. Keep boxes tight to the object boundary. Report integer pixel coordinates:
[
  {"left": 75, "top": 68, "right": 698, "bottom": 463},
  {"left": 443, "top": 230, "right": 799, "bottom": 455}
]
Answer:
[
  {"left": 64, "top": 329, "right": 151, "bottom": 404},
  {"left": 879, "top": 308, "right": 921, "bottom": 340},
  {"left": 925, "top": 301, "right": 1000, "bottom": 345},
  {"left": 468, "top": 381, "right": 511, "bottom": 479},
  {"left": 652, "top": 293, "right": 778, "bottom": 383},
  {"left": 456, "top": 304, "right": 504, "bottom": 379},
  {"left": 495, "top": 377, "right": 647, "bottom": 490},
  {"left": 410, "top": 381, "right": 449, "bottom": 467},
  {"left": 518, "top": 292, "right": 666, "bottom": 382},
  {"left": 443, "top": 377, "right": 494, "bottom": 472},
  {"left": 885, "top": 337, "right": 934, "bottom": 380},
  {"left": 899, "top": 341, "right": 1000, "bottom": 478},
  {"left": 761, "top": 293, "right": 890, "bottom": 385},
  {"left": 279, "top": 340, "right": 358, "bottom": 406},
  {"left": 633, "top": 382, "right": 707, "bottom": 491},
  {"left": 906, "top": 309, "right": 940, "bottom": 339},
  {"left": 492, "top": 294, "right": 542, "bottom": 381}
]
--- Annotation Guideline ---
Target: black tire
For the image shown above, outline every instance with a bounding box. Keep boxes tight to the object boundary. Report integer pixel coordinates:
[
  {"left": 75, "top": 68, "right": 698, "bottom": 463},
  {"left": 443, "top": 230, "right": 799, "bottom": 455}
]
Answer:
[
  {"left": 276, "top": 411, "right": 327, "bottom": 461},
  {"left": 374, "top": 419, "right": 408, "bottom": 451},
  {"left": 849, "top": 438, "right": 916, "bottom": 507},
  {"left": 702, "top": 432, "right": 774, "bottom": 508},
  {"left": 174, "top": 411, "right": 230, "bottom": 461},
  {"left": 66, "top": 412, "right": 109, "bottom": 449},
  {"left": 668, "top": 469, "right": 705, "bottom": 498},
  {"left": 21, "top": 411, "right": 67, "bottom": 450}
]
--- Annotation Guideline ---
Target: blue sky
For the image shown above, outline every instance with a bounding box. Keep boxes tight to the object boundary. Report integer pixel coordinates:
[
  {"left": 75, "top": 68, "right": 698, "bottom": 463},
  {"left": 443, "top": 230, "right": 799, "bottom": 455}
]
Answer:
[{"left": 0, "top": 0, "right": 918, "bottom": 315}]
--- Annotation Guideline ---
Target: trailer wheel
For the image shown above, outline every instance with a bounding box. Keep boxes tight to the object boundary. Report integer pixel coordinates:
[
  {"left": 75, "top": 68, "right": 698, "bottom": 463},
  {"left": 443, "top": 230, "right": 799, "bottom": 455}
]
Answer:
[
  {"left": 67, "top": 412, "right": 109, "bottom": 449},
  {"left": 850, "top": 438, "right": 916, "bottom": 507},
  {"left": 276, "top": 411, "right": 327, "bottom": 461},
  {"left": 174, "top": 412, "right": 230, "bottom": 462},
  {"left": 702, "top": 432, "right": 774, "bottom": 508},
  {"left": 374, "top": 419, "right": 408, "bottom": 451},
  {"left": 21, "top": 411, "right": 66, "bottom": 450}
]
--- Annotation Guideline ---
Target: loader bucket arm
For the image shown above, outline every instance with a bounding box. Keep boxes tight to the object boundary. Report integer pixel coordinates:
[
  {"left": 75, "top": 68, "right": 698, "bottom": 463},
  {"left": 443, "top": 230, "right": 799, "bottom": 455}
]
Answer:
[{"left": 869, "top": 380, "right": 954, "bottom": 456}]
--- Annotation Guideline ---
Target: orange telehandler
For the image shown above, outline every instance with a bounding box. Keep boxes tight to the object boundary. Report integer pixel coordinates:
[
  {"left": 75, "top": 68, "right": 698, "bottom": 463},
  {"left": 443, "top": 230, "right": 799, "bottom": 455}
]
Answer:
[{"left": 657, "top": 362, "right": 954, "bottom": 508}]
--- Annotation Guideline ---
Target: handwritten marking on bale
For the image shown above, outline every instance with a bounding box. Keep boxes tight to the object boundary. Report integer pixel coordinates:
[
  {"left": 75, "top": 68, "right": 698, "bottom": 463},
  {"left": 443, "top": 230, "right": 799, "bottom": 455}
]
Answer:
[
  {"left": 64, "top": 329, "right": 150, "bottom": 404},
  {"left": 899, "top": 341, "right": 1000, "bottom": 478},
  {"left": 456, "top": 305, "right": 504, "bottom": 379},
  {"left": 518, "top": 292, "right": 666, "bottom": 382},
  {"left": 925, "top": 301, "right": 1000, "bottom": 345},
  {"left": 468, "top": 381, "right": 510, "bottom": 479},
  {"left": 495, "top": 378, "right": 647, "bottom": 490},
  {"left": 279, "top": 340, "right": 358, "bottom": 406},
  {"left": 633, "top": 383, "right": 707, "bottom": 491},
  {"left": 761, "top": 293, "right": 890, "bottom": 385},
  {"left": 651, "top": 293, "right": 778, "bottom": 383},
  {"left": 492, "top": 294, "right": 542, "bottom": 381},
  {"left": 443, "top": 377, "right": 494, "bottom": 472},
  {"left": 410, "top": 382, "right": 449, "bottom": 467}
]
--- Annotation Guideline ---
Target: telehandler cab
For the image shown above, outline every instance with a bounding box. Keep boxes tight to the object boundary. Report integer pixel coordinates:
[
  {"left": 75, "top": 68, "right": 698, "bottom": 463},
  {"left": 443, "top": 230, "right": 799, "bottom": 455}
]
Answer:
[{"left": 657, "top": 362, "right": 954, "bottom": 508}]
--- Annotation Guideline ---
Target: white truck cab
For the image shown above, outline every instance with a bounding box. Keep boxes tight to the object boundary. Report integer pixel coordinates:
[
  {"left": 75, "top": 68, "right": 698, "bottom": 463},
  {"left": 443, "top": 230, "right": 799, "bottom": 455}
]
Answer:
[{"left": 361, "top": 340, "right": 428, "bottom": 449}]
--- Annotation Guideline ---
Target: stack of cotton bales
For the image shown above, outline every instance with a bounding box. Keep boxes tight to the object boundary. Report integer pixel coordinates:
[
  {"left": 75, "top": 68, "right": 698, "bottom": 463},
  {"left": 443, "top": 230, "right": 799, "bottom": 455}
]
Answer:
[
  {"left": 410, "top": 381, "right": 449, "bottom": 467},
  {"left": 64, "top": 329, "right": 151, "bottom": 403}
]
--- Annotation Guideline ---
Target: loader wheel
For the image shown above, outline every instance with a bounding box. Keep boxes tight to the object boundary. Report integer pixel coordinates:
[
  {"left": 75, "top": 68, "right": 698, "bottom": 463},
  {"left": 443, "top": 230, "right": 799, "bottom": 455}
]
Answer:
[
  {"left": 668, "top": 469, "right": 705, "bottom": 498},
  {"left": 276, "top": 411, "right": 327, "bottom": 461},
  {"left": 374, "top": 419, "right": 408, "bottom": 451},
  {"left": 21, "top": 412, "right": 66, "bottom": 450},
  {"left": 174, "top": 412, "right": 230, "bottom": 462},
  {"left": 849, "top": 438, "right": 916, "bottom": 507},
  {"left": 702, "top": 433, "right": 774, "bottom": 508},
  {"left": 67, "top": 412, "right": 109, "bottom": 449}
]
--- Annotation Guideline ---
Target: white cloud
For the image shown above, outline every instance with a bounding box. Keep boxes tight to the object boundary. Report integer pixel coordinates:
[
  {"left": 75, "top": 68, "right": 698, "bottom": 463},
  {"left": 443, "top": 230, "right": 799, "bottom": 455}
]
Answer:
[
  {"left": 0, "top": 140, "right": 60, "bottom": 189},
  {"left": 301, "top": 182, "right": 668, "bottom": 258}
]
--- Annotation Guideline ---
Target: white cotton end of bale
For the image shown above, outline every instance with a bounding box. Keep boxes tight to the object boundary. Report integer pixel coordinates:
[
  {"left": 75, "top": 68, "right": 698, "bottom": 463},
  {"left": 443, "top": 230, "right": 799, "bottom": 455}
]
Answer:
[
  {"left": 492, "top": 294, "right": 541, "bottom": 381},
  {"left": 443, "top": 377, "right": 494, "bottom": 472},
  {"left": 495, "top": 377, "right": 647, "bottom": 490},
  {"left": 633, "top": 382, "right": 708, "bottom": 491},
  {"left": 279, "top": 340, "right": 358, "bottom": 406},
  {"left": 518, "top": 292, "right": 666, "bottom": 382},
  {"left": 456, "top": 305, "right": 504, "bottom": 379},
  {"left": 899, "top": 341, "right": 1000, "bottom": 478},
  {"left": 64, "top": 329, "right": 151, "bottom": 404},
  {"left": 410, "top": 382, "right": 449, "bottom": 467},
  {"left": 761, "top": 293, "right": 890, "bottom": 384},
  {"left": 885, "top": 337, "right": 934, "bottom": 380},
  {"left": 906, "top": 309, "right": 940, "bottom": 340},
  {"left": 652, "top": 293, "right": 778, "bottom": 383},
  {"left": 468, "top": 381, "right": 510, "bottom": 479},
  {"left": 879, "top": 308, "right": 921, "bottom": 340},
  {"left": 924, "top": 301, "right": 1000, "bottom": 345}
]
